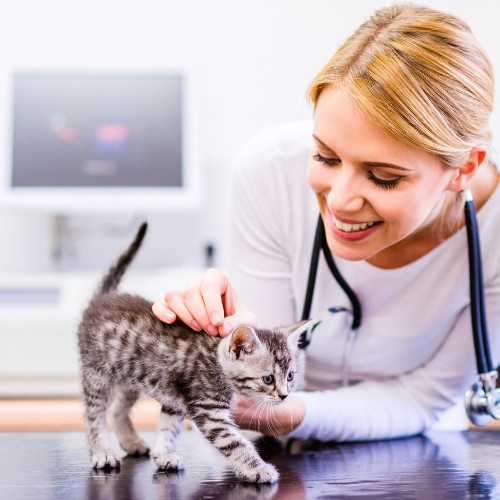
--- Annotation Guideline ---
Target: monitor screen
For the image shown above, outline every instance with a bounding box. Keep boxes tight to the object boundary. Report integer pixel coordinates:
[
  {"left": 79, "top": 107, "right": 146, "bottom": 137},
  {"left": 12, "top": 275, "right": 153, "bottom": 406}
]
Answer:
[{"left": 1, "top": 72, "right": 200, "bottom": 214}]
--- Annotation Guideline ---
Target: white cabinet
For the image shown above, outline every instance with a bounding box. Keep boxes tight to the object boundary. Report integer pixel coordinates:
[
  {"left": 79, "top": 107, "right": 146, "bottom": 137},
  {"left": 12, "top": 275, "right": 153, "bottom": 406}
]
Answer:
[{"left": 0, "top": 267, "right": 202, "bottom": 397}]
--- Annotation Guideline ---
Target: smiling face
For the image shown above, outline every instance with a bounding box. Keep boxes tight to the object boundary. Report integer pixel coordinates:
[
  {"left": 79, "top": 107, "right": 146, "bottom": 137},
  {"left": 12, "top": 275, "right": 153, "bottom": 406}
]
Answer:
[{"left": 307, "top": 87, "right": 465, "bottom": 268}]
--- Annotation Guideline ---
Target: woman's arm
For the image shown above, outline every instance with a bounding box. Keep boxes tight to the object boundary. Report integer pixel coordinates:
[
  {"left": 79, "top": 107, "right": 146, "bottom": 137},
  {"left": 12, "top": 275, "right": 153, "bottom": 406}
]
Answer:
[{"left": 232, "top": 296, "right": 500, "bottom": 441}]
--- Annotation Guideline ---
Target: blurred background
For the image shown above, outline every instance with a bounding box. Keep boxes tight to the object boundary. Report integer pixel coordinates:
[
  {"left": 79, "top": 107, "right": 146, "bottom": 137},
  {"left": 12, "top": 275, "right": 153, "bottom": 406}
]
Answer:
[{"left": 0, "top": 0, "right": 499, "bottom": 421}]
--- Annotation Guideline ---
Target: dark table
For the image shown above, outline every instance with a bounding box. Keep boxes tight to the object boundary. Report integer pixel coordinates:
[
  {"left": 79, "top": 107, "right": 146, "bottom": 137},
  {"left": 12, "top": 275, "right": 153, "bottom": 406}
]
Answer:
[{"left": 0, "top": 429, "right": 499, "bottom": 499}]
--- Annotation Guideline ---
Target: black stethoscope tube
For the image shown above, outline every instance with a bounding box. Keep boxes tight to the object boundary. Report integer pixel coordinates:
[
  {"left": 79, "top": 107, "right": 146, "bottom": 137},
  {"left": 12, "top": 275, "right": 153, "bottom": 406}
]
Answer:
[
  {"left": 301, "top": 216, "right": 324, "bottom": 323},
  {"left": 301, "top": 214, "right": 362, "bottom": 329},
  {"left": 464, "top": 190, "right": 493, "bottom": 375}
]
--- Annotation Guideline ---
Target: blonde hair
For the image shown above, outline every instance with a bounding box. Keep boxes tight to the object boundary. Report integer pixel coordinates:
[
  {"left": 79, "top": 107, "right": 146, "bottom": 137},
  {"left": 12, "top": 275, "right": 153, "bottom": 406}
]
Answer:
[{"left": 308, "top": 3, "right": 495, "bottom": 169}]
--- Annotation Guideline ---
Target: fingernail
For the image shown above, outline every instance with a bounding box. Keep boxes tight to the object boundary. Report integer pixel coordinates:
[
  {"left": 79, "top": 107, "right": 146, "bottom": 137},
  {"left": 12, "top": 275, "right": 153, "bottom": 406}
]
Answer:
[
  {"left": 206, "top": 324, "right": 218, "bottom": 335},
  {"left": 191, "top": 320, "right": 201, "bottom": 331},
  {"left": 163, "top": 310, "right": 175, "bottom": 322}
]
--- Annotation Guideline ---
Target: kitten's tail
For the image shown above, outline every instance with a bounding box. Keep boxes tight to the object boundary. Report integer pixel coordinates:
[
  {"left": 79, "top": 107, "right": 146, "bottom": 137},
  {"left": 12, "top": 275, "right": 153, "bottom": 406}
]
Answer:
[{"left": 97, "top": 222, "right": 148, "bottom": 295}]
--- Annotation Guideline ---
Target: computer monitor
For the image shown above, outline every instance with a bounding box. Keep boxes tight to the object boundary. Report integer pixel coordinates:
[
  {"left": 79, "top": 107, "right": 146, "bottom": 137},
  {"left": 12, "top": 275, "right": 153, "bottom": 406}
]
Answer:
[{"left": 0, "top": 72, "right": 200, "bottom": 214}]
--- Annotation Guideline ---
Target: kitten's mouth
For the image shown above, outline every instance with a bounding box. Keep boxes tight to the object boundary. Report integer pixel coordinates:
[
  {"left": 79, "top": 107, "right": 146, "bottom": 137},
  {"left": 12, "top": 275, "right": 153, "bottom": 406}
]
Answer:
[{"left": 265, "top": 396, "right": 286, "bottom": 406}]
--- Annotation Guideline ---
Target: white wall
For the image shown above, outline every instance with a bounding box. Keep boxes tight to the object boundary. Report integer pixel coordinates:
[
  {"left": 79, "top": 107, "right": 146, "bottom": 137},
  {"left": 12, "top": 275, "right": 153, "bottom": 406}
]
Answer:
[{"left": 0, "top": 0, "right": 499, "bottom": 273}]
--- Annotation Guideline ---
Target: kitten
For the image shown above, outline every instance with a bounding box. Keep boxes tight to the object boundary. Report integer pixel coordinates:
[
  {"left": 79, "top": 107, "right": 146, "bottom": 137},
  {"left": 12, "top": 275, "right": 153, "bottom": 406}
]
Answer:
[{"left": 77, "top": 222, "right": 306, "bottom": 484}]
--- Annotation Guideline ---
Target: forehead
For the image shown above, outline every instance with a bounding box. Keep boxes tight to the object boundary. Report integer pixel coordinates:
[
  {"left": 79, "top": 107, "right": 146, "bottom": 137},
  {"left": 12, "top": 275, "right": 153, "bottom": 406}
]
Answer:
[
  {"left": 258, "top": 332, "right": 293, "bottom": 372},
  {"left": 314, "top": 87, "right": 442, "bottom": 171}
]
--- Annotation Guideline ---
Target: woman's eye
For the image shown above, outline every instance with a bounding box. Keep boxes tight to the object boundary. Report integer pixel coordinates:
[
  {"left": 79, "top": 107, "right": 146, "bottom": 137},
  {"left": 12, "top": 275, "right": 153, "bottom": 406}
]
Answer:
[
  {"left": 367, "top": 171, "right": 401, "bottom": 190},
  {"left": 262, "top": 375, "right": 275, "bottom": 385},
  {"left": 313, "top": 153, "right": 340, "bottom": 167},
  {"left": 287, "top": 371, "right": 295, "bottom": 382},
  {"left": 313, "top": 152, "right": 402, "bottom": 189}
]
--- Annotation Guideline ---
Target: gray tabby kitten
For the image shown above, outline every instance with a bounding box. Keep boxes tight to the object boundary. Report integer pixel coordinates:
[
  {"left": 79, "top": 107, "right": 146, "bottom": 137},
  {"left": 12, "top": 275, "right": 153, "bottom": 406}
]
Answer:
[{"left": 77, "top": 222, "right": 306, "bottom": 484}]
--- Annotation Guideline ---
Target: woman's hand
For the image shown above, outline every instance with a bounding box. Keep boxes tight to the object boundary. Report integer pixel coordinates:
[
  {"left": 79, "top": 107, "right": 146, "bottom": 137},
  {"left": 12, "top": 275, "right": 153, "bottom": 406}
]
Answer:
[
  {"left": 231, "top": 394, "right": 306, "bottom": 436},
  {"left": 152, "top": 268, "right": 256, "bottom": 337}
]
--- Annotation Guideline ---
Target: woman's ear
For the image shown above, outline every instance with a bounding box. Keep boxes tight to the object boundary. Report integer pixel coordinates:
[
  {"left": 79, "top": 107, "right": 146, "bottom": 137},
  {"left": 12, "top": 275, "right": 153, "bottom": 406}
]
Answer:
[{"left": 447, "top": 148, "right": 487, "bottom": 193}]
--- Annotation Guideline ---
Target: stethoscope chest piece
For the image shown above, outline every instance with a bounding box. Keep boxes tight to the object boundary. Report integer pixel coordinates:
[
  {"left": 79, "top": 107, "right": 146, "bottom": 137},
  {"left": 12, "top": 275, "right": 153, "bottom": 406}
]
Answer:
[{"left": 464, "top": 371, "right": 500, "bottom": 426}]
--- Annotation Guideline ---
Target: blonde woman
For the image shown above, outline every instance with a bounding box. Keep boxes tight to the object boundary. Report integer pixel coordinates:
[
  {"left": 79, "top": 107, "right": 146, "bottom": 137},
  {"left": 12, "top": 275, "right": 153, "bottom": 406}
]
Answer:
[{"left": 153, "top": 4, "right": 500, "bottom": 441}]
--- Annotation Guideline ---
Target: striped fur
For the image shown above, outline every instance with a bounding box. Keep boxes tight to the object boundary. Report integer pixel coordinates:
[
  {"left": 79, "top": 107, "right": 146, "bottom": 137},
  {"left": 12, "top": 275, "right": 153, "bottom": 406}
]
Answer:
[{"left": 77, "top": 223, "right": 304, "bottom": 483}]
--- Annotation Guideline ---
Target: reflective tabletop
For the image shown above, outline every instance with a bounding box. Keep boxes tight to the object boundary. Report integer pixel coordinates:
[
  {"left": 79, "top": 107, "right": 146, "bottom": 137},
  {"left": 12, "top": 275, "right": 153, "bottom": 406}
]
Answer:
[{"left": 0, "top": 429, "right": 499, "bottom": 499}]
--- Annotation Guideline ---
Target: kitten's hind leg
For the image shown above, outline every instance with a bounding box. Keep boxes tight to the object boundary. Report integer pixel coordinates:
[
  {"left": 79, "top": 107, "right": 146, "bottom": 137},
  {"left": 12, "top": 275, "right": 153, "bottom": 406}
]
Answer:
[
  {"left": 82, "top": 378, "right": 120, "bottom": 469},
  {"left": 152, "top": 406, "right": 185, "bottom": 470},
  {"left": 109, "top": 387, "right": 150, "bottom": 457}
]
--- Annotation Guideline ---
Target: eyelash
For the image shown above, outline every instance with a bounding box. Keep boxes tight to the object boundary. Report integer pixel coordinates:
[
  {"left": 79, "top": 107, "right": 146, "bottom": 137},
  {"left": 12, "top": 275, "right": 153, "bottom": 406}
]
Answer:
[
  {"left": 313, "top": 153, "right": 401, "bottom": 190},
  {"left": 366, "top": 171, "right": 400, "bottom": 190}
]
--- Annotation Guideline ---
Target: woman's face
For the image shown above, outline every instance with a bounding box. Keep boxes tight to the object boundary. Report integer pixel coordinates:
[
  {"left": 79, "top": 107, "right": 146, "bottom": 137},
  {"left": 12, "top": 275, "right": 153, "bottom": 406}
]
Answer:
[{"left": 307, "top": 86, "right": 460, "bottom": 268}]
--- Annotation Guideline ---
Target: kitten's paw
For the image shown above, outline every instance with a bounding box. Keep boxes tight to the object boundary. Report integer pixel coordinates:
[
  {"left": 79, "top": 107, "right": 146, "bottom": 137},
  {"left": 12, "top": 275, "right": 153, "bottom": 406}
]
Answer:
[
  {"left": 91, "top": 450, "right": 121, "bottom": 470},
  {"left": 121, "top": 437, "right": 150, "bottom": 457},
  {"left": 237, "top": 462, "right": 279, "bottom": 484},
  {"left": 153, "top": 452, "right": 185, "bottom": 471}
]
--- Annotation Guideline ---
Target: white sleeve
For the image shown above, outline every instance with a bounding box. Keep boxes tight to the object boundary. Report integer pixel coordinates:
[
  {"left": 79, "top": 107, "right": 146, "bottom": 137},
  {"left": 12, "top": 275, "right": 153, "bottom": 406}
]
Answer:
[
  {"left": 224, "top": 123, "right": 313, "bottom": 328},
  {"left": 289, "top": 280, "right": 500, "bottom": 441}
]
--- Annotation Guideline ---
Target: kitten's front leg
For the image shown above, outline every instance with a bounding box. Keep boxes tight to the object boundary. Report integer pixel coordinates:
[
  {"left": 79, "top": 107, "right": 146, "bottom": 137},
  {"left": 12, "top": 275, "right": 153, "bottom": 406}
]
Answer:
[
  {"left": 152, "top": 406, "right": 185, "bottom": 470},
  {"left": 191, "top": 407, "right": 279, "bottom": 484}
]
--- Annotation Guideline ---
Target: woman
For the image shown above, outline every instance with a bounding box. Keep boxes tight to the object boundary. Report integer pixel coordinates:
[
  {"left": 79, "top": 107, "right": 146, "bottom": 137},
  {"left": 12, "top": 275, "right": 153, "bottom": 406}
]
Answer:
[{"left": 153, "top": 4, "right": 500, "bottom": 441}]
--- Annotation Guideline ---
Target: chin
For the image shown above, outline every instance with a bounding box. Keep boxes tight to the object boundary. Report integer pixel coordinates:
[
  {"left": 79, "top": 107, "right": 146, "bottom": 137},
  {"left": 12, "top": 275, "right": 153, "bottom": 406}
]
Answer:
[
  {"left": 327, "top": 243, "right": 372, "bottom": 262},
  {"left": 325, "top": 234, "right": 381, "bottom": 262}
]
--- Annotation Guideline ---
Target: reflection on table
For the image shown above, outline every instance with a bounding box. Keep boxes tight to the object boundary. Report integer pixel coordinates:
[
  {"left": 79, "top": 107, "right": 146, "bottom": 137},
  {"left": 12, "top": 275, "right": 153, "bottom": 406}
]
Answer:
[{"left": 0, "top": 429, "right": 499, "bottom": 499}]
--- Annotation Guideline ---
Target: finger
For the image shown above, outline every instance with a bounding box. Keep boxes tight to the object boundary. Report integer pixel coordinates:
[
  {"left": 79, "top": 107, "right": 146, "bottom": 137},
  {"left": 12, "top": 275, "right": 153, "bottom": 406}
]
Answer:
[
  {"left": 181, "top": 285, "right": 218, "bottom": 335},
  {"left": 152, "top": 300, "right": 177, "bottom": 323},
  {"left": 217, "top": 308, "right": 257, "bottom": 337},
  {"left": 162, "top": 290, "right": 204, "bottom": 332},
  {"left": 199, "top": 269, "right": 229, "bottom": 326},
  {"left": 199, "top": 269, "right": 258, "bottom": 337}
]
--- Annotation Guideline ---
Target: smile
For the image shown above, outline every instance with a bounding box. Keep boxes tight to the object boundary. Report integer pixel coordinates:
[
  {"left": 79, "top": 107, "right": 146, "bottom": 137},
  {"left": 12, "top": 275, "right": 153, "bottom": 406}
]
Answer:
[{"left": 332, "top": 216, "right": 379, "bottom": 233}]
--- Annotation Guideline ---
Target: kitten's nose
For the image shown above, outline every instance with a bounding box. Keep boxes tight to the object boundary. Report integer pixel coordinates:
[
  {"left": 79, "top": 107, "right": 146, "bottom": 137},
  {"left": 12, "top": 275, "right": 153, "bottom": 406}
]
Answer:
[{"left": 279, "top": 394, "right": 288, "bottom": 401}]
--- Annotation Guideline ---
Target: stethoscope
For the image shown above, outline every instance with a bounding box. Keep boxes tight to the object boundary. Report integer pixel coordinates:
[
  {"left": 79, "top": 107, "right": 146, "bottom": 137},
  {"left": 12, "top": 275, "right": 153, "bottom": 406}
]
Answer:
[{"left": 300, "top": 188, "right": 500, "bottom": 426}]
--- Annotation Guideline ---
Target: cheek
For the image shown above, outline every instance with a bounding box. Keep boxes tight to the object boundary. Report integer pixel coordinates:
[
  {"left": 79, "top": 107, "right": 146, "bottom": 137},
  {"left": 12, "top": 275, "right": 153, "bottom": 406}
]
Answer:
[
  {"left": 376, "top": 193, "right": 417, "bottom": 222},
  {"left": 375, "top": 190, "right": 435, "bottom": 235}
]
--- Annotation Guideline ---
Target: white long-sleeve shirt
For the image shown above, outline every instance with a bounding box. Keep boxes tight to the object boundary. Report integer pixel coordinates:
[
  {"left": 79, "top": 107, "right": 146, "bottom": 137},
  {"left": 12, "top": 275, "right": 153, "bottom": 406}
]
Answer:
[{"left": 224, "top": 121, "right": 500, "bottom": 441}]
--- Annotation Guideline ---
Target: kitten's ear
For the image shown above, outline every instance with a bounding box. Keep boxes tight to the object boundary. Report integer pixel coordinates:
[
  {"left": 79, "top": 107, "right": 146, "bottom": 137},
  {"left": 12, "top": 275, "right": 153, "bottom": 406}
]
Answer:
[
  {"left": 282, "top": 320, "right": 313, "bottom": 348},
  {"left": 229, "top": 325, "right": 262, "bottom": 360}
]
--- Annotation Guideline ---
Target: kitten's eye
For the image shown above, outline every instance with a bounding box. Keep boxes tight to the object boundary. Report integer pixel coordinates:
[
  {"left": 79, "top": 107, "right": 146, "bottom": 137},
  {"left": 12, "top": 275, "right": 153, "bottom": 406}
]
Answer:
[
  {"left": 287, "top": 371, "right": 295, "bottom": 382},
  {"left": 262, "top": 375, "right": 274, "bottom": 385}
]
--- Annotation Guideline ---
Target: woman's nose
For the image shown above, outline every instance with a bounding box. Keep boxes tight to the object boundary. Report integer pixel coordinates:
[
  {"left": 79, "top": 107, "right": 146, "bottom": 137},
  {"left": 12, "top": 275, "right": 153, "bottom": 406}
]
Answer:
[{"left": 326, "top": 166, "right": 364, "bottom": 212}]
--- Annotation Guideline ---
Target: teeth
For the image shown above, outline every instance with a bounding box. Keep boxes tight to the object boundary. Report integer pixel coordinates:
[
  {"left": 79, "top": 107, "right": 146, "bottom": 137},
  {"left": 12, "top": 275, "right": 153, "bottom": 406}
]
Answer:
[{"left": 333, "top": 217, "right": 377, "bottom": 233}]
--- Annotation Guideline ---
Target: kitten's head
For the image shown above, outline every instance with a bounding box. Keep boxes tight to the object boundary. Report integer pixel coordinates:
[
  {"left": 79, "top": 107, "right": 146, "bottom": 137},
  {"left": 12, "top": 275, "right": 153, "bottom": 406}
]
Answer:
[{"left": 218, "top": 321, "right": 308, "bottom": 404}]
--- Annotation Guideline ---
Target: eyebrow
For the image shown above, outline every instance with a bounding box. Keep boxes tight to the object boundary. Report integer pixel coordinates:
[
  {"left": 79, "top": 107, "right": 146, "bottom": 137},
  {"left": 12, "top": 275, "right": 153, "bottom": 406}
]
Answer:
[
  {"left": 312, "top": 134, "right": 412, "bottom": 172},
  {"left": 362, "top": 161, "right": 412, "bottom": 172}
]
